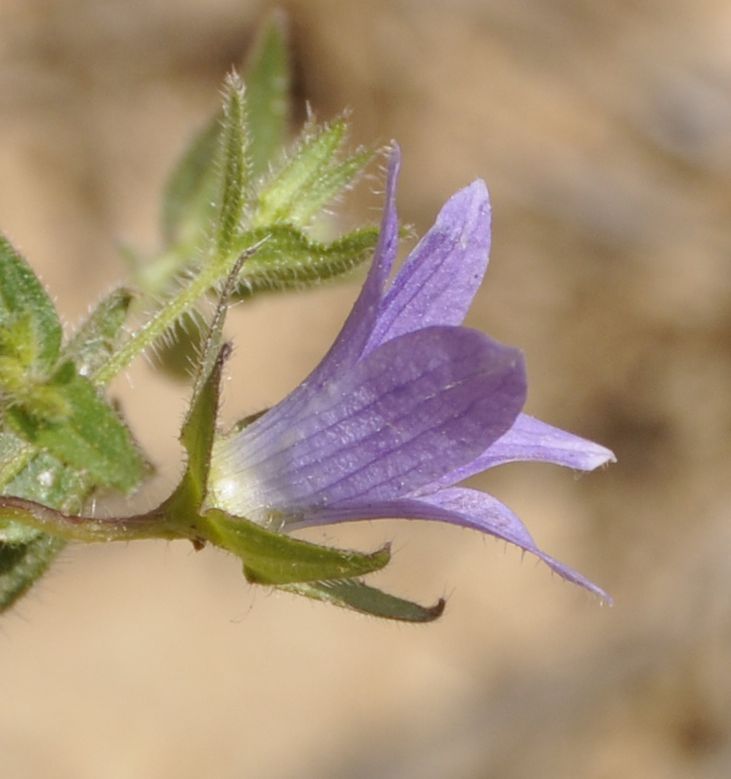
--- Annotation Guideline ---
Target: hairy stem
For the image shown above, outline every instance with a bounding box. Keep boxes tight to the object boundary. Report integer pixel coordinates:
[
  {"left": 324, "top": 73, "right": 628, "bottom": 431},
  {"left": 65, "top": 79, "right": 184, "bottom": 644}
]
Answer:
[
  {"left": 0, "top": 495, "right": 175, "bottom": 543},
  {"left": 92, "top": 239, "right": 265, "bottom": 387}
]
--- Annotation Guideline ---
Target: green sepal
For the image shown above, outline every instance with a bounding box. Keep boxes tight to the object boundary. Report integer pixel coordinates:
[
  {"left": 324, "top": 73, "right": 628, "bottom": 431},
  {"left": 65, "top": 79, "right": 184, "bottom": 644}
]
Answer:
[
  {"left": 161, "top": 115, "right": 222, "bottom": 249},
  {"left": 215, "top": 72, "right": 250, "bottom": 255},
  {"left": 161, "top": 251, "right": 245, "bottom": 521},
  {"left": 245, "top": 10, "right": 291, "bottom": 177},
  {"left": 158, "top": 256, "right": 392, "bottom": 585},
  {"left": 234, "top": 224, "right": 379, "bottom": 295},
  {"left": 6, "top": 362, "right": 145, "bottom": 493},
  {"left": 0, "top": 235, "right": 62, "bottom": 373},
  {"left": 199, "top": 508, "right": 391, "bottom": 585},
  {"left": 279, "top": 579, "right": 446, "bottom": 623},
  {"left": 164, "top": 341, "right": 229, "bottom": 519},
  {"left": 66, "top": 288, "right": 133, "bottom": 379},
  {"left": 253, "top": 117, "right": 350, "bottom": 227}
]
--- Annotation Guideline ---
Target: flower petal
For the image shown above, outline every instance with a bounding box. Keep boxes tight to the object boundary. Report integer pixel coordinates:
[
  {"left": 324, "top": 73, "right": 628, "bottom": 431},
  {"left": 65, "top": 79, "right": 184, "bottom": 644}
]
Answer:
[
  {"left": 290, "top": 487, "right": 610, "bottom": 600},
  {"left": 366, "top": 180, "right": 491, "bottom": 353},
  {"left": 233, "top": 147, "right": 402, "bottom": 452},
  {"left": 310, "top": 144, "right": 401, "bottom": 379},
  {"left": 210, "top": 327, "right": 525, "bottom": 519},
  {"left": 433, "top": 413, "right": 616, "bottom": 488}
]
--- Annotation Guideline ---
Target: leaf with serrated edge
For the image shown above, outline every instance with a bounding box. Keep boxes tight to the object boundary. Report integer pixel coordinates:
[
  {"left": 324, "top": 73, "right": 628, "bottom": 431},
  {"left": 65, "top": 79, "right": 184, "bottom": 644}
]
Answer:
[{"left": 280, "top": 579, "right": 445, "bottom": 622}]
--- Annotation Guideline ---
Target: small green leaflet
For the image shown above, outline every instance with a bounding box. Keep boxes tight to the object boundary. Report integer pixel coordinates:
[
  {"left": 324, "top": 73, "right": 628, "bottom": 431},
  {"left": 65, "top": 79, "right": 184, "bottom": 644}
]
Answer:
[
  {"left": 67, "top": 288, "right": 133, "bottom": 380},
  {"left": 253, "top": 118, "right": 349, "bottom": 226},
  {"left": 0, "top": 532, "right": 65, "bottom": 610},
  {"left": 6, "top": 361, "right": 145, "bottom": 493},
  {"left": 234, "top": 224, "right": 380, "bottom": 296},
  {"left": 0, "top": 235, "right": 62, "bottom": 372}
]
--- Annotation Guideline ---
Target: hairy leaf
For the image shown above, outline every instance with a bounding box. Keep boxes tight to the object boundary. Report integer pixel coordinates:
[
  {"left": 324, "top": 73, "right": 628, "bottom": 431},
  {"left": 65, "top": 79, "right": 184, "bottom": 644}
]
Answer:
[
  {"left": 234, "top": 225, "right": 379, "bottom": 295},
  {"left": 215, "top": 72, "right": 250, "bottom": 255},
  {"left": 287, "top": 146, "right": 374, "bottom": 227},
  {"left": 0, "top": 532, "right": 65, "bottom": 611},
  {"left": 7, "top": 362, "right": 145, "bottom": 493},
  {"left": 253, "top": 118, "right": 348, "bottom": 226},
  {"left": 245, "top": 9, "right": 291, "bottom": 176},
  {"left": 66, "top": 288, "right": 133, "bottom": 379},
  {"left": 0, "top": 235, "right": 61, "bottom": 372}
]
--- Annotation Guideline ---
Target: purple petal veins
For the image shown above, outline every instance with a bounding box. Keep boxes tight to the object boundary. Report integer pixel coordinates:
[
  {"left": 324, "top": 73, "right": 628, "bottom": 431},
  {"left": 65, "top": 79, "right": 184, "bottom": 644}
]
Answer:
[{"left": 209, "top": 144, "right": 615, "bottom": 598}]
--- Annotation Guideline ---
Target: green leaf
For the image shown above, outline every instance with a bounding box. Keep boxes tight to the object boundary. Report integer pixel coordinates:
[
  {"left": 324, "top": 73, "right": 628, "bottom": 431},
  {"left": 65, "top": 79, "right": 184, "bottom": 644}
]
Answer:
[
  {"left": 3, "top": 445, "right": 91, "bottom": 513},
  {"left": 0, "top": 432, "right": 95, "bottom": 614},
  {"left": 0, "top": 428, "right": 33, "bottom": 488},
  {"left": 281, "top": 579, "right": 446, "bottom": 622},
  {"left": 7, "top": 362, "right": 145, "bottom": 493},
  {"left": 161, "top": 114, "right": 222, "bottom": 248},
  {"left": 200, "top": 508, "right": 391, "bottom": 585},
  {"left": 215, "top": 71, "right": 250, "bottom": 255},
  {"left": 66, "top": 288, "right": 133, "bottom": 379},
  {"left": 0, "top": 532, "right": 65, "bottom": 612},
  {"left": 234, "top": 225, "right": 379, "bottom": 295},
  {"left": 244, "top": 10, "right": 291, "bottom": 177},
  {"left": 287, "top": 146, "right": 374, "bottom": 227},
  {"left": 0, "top": 234, "right": 62, "bottom": 372},
  {"left": 252, "top": 118, "right": 348, "bottom": 226}
]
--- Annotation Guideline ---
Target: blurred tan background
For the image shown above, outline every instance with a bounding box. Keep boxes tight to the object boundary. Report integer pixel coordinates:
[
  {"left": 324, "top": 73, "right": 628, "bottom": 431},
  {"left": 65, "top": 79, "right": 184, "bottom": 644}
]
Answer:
[{"left": 1, "top": 1, "right": 730, "bottom": 777}]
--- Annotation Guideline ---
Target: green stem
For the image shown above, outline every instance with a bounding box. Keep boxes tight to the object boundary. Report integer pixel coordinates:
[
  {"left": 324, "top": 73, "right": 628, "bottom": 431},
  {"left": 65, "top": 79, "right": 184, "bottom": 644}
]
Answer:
[
  {"left": 91, "top": 238, "right": 264, "bottom": 387},
  {"left": 92, "top": 254, "right": 223, "bottom": 386},
  {"left": 0, "top": 495, "right": 176, "bottom": 543}
]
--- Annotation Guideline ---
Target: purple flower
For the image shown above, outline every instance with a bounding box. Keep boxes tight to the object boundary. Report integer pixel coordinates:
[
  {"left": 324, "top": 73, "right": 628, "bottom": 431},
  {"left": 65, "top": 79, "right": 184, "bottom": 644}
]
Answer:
[{"left": 209, "top": 147, "right": 615, "bottom": 598}]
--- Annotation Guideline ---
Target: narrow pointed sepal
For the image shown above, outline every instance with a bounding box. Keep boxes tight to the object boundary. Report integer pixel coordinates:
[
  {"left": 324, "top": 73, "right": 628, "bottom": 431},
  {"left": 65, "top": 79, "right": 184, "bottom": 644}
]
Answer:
[
  {"left": 200, "top": 508, "right": 391, "bottom": 585},
  {"left": 279, "top": 579, "right": 445, "bottom": 622}
]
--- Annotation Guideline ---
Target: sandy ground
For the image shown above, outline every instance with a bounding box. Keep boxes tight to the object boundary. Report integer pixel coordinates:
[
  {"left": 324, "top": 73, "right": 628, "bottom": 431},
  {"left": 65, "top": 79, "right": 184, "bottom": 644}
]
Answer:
[{"left": 1, "top": 1, "right": 730, "bottom": 777}]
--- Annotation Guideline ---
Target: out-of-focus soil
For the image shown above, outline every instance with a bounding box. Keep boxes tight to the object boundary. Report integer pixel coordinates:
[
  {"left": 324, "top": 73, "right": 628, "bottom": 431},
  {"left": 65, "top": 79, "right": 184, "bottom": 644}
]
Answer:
[{"left": 1, "top": 2, "right": 729, "bottom": 777}]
